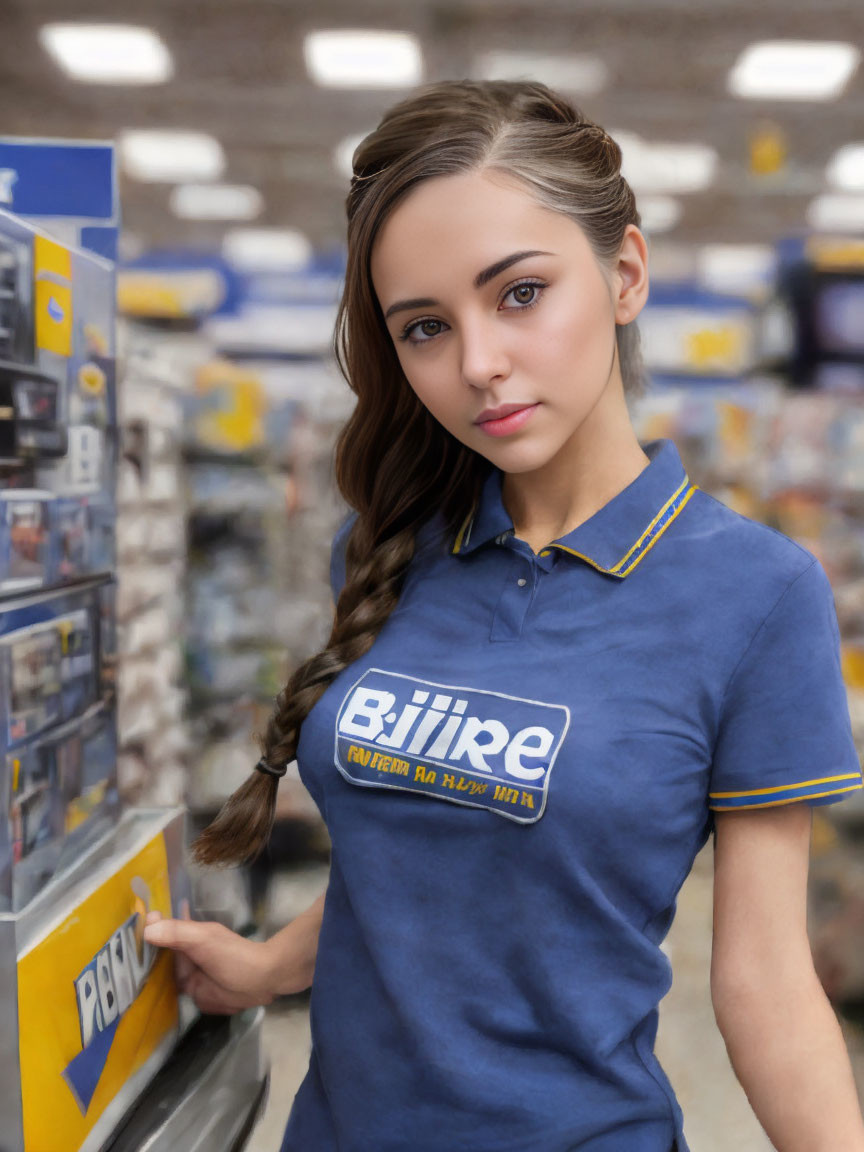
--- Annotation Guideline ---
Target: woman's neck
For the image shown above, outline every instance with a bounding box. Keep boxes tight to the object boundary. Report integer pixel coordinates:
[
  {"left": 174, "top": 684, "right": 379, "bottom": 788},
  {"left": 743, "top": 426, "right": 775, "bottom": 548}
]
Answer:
[{"left": 501, "top": 430, "right": 651, "bottom": 554}]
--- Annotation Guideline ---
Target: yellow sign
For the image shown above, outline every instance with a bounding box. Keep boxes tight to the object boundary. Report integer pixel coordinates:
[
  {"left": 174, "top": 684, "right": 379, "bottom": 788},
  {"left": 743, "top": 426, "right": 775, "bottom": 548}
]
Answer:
[
  {"left": 35, "top": 279, "right": 73, "bottom": 358},
  {"left": 684, "top": 324, "right": 745, "bottom": 371},
  {"left": 34, "top": 235, "right": 73, "bottom": 282},
  {"left": 748, "top": 121, "right": 787, "bottom": 177},
  {"left": 33, "top": 235, "right": 74, "bottom": 357},
  {"left": 116, "top": 269, "right": 227, "bottom": 319},
  {"left": 17, "top": 830, "right": 179, "bottom": 1151},
  {"left": 194, "top": 359, "right": 266, "bottom": 452},
  {"left": 806, "top": 237, "right": 864, "bottom": 272}
]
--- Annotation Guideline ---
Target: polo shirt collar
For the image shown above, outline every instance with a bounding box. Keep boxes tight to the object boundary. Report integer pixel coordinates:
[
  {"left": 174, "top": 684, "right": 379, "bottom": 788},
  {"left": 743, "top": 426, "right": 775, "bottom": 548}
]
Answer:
[{"left": 451, "top": 438, "right": 697, "bottom": 578}]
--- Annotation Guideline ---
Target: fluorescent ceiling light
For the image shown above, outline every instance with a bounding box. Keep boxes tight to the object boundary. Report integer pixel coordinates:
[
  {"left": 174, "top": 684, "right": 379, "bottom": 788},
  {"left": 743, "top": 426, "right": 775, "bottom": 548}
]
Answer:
[
  {"left": 170, "top": 184, "right": 263, "bottom": 221},
  {"left": 39, "top": 23, "right": 173, "bottom": 84},
  {"left": 827, "top": 144, "right": 864, "bottom": 191},
  {"left": 222, "top": 228, "right": 313, "bottom": 271},
  {"left": 637, "top": 196, "right": 682, "bottom": 234},
  {"left": 304, "top": 29, "right": 422, "bottom": 88},
  {"left": 807, "top": 194, "right": 864, "bottom": 232},
  {"left": 614, "top": 130, "right": 717, "bottom": 194},
  {"left": 120, "top": 130, "right": 225, "bottom": 182},
  {"left": 728, "top": 40, "right": 859, "bottom": 101},
  {"left": 697, "top": 244, "right": 777, "bottom": 295},
  {"left": 334, "top": 132, "right": 367, "bottom": 180},
  {"left": 473, "top": 51, "right": 607, "bottom": 95}
]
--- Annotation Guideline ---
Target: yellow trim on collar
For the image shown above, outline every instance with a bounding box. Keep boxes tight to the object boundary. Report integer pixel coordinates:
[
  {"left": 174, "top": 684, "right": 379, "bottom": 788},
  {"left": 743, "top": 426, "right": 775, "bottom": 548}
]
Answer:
[
  {"left": 611, "top": 478, "right": 690, "bottom": 573},
  {"left": 550, "top": 482, "right": 698, "bottom": 578},
  {"left": 452, "top": 509, "right": 474, "bottom": 554},
  {"left": 451, "top": 476, "right": 699, "bottom": 574}
]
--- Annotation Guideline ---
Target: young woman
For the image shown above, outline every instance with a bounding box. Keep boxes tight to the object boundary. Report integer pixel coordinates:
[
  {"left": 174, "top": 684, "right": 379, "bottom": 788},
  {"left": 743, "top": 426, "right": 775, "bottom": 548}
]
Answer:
[{"left": 144, "top": 80, "right": 864, "bottom": 1152}]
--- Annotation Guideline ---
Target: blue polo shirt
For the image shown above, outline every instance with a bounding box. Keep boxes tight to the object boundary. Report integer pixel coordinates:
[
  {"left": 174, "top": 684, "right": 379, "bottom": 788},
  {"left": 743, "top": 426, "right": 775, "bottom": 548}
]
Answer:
[{"left": 281, "top": 436, "right": 863, "bottom": 1152}]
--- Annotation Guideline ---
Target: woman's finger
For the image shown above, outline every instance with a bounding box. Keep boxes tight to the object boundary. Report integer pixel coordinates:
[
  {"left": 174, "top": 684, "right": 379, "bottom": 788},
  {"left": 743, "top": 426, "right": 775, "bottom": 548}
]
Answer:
[
  {"left": 145, "top": 917, "right": 214, "bottom": 994},
  {"left": 143, "top": 917, "right": 214, "bottom": 962}
]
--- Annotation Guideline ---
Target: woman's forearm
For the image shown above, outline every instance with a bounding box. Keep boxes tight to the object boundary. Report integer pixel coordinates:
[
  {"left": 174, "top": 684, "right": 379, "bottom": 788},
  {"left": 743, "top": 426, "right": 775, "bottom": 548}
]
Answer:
[
  {"left": 714, "top": 968, "right": 864, "bottom": 1151},
  {"left": 261, "top": 891, "right": 326, "bottom": 997}
]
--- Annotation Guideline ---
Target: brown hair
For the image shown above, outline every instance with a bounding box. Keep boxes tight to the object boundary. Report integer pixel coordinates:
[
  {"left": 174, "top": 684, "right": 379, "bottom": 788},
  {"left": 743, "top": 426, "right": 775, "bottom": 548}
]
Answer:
[{"left": 191, "top": 78, "right": 647, "bottom": 866}]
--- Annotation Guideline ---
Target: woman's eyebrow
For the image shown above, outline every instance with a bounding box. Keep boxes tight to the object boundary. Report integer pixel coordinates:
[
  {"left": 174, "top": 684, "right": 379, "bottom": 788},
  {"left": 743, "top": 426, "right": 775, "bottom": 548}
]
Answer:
[{"left": 382, "top": 249, "right": 554, "bottom": 321}]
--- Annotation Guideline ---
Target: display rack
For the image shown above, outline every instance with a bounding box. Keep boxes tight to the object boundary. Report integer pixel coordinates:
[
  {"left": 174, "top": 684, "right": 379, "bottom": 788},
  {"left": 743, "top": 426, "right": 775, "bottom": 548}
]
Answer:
[{"left": 0, "top": 139, "right": 267, "bottom": 1152}]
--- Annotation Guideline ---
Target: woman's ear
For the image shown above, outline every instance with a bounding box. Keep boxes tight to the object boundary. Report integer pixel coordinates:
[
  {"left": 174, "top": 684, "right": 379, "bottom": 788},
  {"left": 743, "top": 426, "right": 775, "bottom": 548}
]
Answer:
[{"left": 613, "top": 224, "right": 650, "bottom": 325}]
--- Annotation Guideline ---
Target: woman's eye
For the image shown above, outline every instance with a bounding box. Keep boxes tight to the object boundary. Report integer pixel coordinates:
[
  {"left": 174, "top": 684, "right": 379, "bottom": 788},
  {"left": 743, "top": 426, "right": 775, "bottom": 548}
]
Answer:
[
  {"left": 502, "top": 282, "right": 542, "bottom": 308},
  {"left": 402, "top": 319, "right": 444, "bottom": 344},
  {"left": 398, "top": 279, "right": 546, "bottom": 345}
]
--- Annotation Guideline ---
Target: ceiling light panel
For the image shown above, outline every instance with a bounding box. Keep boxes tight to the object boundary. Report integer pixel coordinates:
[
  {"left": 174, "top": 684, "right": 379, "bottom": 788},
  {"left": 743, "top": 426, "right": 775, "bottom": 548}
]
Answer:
[
  {"left": 637, "top": 196, "right": 682, "bottom": 234},
  {"left": 728, "top": 40, "right": 860, "bottom": 101},
  {"left": 120, "top": 130, "right": 225, "bottom": 182},
  {"left": 334, "top": 133, "right": 367, "bottom": 181},
  {"left": 39, "top": 23, "right": 173, "bottom": 84},
  {"left": 304, "top": 29, "right": 422, "bottom": 88},
  {"left": 614, "top": 130, "right": 717, "bottom": 195},
  {"left": 807, "top": 195, "right": 864, "bottom": 232},
  {"left": 170, "top": 184, "right": 263, "bottom": 221},
  {"left": 473, "top": 51, "right": 607, "bottom": 95},
  {"left": 827, "top": 145, "right": 864, "bottom": 192},
  {"left": 222, "top": 228, "right": 313, "bottom": 271},
  {"left": 698, "top": 244, "right": 777, "bottom": 296}
]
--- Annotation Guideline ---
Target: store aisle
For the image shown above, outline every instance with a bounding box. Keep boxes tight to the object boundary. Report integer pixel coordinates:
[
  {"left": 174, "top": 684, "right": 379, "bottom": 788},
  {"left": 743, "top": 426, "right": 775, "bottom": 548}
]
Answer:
[{"left": 247, "top": 1000, "right": 312, "bottom": 1152}]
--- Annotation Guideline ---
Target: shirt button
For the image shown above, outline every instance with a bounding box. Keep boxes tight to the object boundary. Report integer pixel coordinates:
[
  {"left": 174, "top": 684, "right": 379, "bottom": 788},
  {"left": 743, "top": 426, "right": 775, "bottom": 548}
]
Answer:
[{"left": 517, "top": 577, "right": 527, "bottom": 587}]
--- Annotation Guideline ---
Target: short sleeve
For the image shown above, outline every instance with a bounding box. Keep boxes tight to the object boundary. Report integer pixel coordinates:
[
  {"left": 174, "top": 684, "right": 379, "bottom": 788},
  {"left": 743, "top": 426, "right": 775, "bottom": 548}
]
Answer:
[
  {"left": 330, "top": 510, "right": 358, "bottom": 602},
  {"left": 709, "top": 557, "right": 863, "bottom": 812}
]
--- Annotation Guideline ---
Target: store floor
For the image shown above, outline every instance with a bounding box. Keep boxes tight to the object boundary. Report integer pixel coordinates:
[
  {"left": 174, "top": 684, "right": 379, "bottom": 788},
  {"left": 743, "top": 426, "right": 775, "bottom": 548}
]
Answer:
[{"left": 246, "top": 844, "right": 864, "bottom": 1152}]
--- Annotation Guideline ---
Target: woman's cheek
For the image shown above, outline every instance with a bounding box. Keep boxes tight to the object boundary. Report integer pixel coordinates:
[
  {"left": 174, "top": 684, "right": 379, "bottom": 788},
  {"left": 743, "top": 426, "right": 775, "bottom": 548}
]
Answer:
[{"left": 402, "top": 374, "right": 452, "bottom": 427}]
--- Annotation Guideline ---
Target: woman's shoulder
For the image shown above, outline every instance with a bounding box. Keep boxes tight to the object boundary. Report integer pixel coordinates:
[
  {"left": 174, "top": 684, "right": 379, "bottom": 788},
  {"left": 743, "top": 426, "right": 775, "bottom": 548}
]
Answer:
[{"left": 678, "top": 487, "right": 824, "bottom": 615}]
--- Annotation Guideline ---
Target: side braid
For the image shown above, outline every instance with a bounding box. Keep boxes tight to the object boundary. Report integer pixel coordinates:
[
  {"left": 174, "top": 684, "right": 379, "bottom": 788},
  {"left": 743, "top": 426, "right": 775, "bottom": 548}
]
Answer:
[{"left": 190, "top": 518, "right": 417, "bottom": 866}]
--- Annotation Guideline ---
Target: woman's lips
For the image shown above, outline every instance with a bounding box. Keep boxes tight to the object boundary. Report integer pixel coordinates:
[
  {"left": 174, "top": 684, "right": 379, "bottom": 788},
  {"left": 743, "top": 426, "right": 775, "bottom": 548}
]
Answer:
[{"left": 475, "top": 403, "right": 540, "bottom": 437}]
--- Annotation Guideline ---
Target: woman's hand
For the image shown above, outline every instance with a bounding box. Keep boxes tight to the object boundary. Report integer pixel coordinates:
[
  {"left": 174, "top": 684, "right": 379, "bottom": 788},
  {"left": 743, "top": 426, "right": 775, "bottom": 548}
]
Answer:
[{"left": 144, "top": 903, "right": 277, "bottom": 1015}]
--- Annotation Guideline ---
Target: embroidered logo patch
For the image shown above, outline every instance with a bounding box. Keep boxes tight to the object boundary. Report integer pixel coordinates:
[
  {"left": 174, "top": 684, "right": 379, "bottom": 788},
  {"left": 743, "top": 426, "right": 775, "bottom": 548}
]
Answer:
[{"left": 334, "top": 668, "right": 570, "bottom": 823}]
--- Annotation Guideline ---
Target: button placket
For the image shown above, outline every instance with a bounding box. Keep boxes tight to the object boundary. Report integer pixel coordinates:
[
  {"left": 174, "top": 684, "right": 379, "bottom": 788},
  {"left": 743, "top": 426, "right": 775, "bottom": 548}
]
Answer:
[{"left": 490, "top": 553, "right": 538, "bottom": 642}]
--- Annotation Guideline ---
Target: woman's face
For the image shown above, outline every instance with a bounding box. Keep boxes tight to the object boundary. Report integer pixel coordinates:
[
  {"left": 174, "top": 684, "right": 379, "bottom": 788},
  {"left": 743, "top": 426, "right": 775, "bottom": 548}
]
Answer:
[{"left": 370, "top": 167, "right": 647, "bottom": 475}]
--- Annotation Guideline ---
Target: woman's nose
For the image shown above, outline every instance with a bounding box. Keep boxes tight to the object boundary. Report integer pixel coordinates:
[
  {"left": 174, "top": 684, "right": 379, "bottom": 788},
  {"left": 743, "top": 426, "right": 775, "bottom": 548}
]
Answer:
[{"left": 458, "top": 317, "right": 510, "bottom": 388}]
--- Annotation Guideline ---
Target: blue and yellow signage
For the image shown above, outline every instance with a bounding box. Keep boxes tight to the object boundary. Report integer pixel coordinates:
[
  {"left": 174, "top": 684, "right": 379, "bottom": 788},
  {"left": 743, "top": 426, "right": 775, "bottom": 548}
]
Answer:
[
  {"left": 33, "top": 234, "right": 74, "bottom": 358},
  {"left": 17, "top": 829, "right": 178, "bottom": 1151}
]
